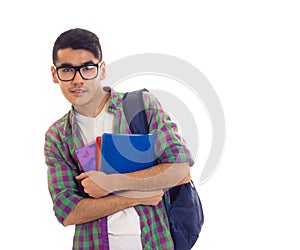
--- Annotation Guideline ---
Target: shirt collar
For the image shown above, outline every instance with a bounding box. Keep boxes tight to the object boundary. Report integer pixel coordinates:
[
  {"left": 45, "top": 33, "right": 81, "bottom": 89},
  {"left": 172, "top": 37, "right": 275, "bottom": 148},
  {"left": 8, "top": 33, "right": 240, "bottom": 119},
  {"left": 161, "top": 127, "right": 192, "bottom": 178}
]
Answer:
[{"left": 107, "top": 88, "right": 125, "bottom": 113}]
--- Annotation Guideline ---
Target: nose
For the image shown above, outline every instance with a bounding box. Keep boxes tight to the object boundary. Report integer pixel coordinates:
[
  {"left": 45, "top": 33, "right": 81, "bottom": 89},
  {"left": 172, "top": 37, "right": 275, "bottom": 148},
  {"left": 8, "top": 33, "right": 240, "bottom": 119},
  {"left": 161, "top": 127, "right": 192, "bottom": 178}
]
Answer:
[{"left": 71, "top": 70, "right": 84, "bottom": 84}]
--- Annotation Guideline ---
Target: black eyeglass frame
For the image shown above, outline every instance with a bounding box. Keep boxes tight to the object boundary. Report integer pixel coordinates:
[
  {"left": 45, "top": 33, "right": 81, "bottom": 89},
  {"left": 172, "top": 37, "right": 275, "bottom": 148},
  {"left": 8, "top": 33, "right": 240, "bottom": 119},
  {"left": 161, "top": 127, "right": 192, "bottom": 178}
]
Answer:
[{"left": 54, "top": 62, "right": 101, "bottom": 82}]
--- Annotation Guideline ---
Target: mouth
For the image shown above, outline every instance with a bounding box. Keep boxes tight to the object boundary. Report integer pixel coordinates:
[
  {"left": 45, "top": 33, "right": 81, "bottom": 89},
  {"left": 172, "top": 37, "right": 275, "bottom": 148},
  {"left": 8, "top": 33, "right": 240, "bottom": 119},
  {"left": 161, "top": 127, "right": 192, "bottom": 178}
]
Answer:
[{"left": 70, "top": 88, "right": 87, "bottom": 97}]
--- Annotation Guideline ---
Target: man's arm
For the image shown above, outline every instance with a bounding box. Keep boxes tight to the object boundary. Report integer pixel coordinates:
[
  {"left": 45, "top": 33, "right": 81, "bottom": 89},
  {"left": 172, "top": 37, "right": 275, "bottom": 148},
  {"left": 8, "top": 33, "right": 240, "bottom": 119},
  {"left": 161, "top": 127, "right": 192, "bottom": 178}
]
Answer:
[
  {"left": 63, "top": 190, "right": 164, "bottom": 226},
  {"left": 76, "top": 162, "right": 190, "bottom": 198},
  {"left": 120, "top": 161, "right": 191, "bottom": 190}
]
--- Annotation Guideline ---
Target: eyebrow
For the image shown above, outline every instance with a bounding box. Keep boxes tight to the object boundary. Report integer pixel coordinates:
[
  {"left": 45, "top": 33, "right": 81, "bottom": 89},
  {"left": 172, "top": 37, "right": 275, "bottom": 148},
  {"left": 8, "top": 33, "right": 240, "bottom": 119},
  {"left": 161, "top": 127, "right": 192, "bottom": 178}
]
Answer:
[{"left": 56, "top": 60, "right": 96, "bottom": 68}]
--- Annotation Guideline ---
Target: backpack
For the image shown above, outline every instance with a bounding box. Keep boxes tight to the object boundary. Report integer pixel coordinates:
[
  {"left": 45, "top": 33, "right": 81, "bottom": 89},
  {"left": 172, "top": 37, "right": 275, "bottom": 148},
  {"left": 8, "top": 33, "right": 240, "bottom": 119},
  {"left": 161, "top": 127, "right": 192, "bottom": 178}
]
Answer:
[{"left": 123, "top": 89, "right": 204, "bottom": 250}]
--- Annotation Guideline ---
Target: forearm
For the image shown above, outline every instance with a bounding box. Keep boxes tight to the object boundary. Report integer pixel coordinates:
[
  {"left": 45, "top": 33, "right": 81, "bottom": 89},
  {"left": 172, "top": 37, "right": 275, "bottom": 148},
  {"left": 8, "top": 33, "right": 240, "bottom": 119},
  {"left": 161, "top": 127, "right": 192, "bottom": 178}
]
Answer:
[
  {"left": 78, "top": 163, "right": 191, "bottom": 198},
  {"left": 116, "top": 162, "right": 191, "bottom": 192},
  {"left": 63, "top": 193, "right": 137, "bottom": 226}
]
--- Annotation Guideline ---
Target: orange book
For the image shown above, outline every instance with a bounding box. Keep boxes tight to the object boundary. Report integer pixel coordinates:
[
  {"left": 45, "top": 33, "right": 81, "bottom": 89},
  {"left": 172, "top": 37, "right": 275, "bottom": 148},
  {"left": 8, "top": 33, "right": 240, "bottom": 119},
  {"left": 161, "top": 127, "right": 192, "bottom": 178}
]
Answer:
[{"left": 96, "top": 136, "right": 102, "bottom": 171}]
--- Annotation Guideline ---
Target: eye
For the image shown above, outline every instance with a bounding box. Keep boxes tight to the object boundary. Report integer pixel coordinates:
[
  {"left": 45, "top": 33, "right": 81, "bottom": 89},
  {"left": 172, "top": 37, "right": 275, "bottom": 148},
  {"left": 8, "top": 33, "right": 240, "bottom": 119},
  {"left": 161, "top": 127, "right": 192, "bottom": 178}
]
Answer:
[
  {"left": 82, "top": 65, "right": 95, "bottom": 71},
  {"left": 61, "top": 67, "right": 74, "bottom": 73}
]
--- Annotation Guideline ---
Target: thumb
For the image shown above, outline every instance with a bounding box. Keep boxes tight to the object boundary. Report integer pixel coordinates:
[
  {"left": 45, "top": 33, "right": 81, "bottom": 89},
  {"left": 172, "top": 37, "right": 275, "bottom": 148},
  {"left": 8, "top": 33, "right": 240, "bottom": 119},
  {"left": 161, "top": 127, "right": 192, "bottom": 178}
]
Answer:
[{"left": 76, "top": 172, "right": 88, "bottom": 180}]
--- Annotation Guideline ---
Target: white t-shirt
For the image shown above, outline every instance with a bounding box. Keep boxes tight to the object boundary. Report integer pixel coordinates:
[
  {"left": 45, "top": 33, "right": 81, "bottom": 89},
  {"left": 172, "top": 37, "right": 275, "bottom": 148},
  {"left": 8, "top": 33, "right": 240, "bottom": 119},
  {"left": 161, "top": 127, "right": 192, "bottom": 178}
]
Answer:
[{"left": 75, "top": 101, "right": 142, "bottom": 250}]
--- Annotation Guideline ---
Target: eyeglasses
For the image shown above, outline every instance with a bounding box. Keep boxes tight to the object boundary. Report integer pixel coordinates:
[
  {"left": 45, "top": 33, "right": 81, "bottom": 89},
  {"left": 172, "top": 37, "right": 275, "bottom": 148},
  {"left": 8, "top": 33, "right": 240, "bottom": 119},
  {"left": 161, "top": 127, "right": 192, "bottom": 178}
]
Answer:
[{"left": 54, "top": 62, "right": 100, "bottom": 82}]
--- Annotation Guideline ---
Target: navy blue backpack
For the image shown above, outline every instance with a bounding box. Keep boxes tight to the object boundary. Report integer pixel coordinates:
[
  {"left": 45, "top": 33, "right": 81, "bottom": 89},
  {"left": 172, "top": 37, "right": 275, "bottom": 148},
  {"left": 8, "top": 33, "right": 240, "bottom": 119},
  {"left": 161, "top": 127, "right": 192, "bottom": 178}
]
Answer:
[{"left": 123, "top": 89, "right": 204, "bottom": 250}]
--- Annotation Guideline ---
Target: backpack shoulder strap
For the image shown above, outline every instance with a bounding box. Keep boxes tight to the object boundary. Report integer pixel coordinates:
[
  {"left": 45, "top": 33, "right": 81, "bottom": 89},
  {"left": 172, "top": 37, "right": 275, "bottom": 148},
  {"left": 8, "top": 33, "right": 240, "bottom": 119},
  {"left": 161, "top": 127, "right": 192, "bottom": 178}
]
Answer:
[{"left": 123, "top": 88, "right": 149, "bottom": 134}]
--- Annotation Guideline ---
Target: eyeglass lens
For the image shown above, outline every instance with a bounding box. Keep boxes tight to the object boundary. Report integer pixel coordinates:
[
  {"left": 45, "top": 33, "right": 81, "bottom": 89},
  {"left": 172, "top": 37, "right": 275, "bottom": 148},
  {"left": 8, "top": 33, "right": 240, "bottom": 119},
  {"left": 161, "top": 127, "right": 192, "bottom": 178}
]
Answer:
[{"left": 57, "top": 65, "right": 98, "bottom": 81}]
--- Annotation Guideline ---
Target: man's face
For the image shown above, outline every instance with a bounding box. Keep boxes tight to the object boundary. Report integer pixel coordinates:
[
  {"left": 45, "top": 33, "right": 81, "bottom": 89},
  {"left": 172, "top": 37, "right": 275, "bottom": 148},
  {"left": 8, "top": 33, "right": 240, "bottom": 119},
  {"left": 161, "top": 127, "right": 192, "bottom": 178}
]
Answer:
[{"left": 51, "top": 48, "right": 105, "bottom": 107}]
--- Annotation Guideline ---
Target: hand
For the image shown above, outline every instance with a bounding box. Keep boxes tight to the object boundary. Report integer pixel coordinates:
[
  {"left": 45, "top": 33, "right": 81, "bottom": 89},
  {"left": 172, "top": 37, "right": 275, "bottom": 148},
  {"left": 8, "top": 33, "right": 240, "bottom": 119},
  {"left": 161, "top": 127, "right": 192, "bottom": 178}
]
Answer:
[
  {"left": 76, "top": 171, "right": 118, "bottom": 198},
  {"left": 118, "top": 190, "right": 164, "bottom": 206}
]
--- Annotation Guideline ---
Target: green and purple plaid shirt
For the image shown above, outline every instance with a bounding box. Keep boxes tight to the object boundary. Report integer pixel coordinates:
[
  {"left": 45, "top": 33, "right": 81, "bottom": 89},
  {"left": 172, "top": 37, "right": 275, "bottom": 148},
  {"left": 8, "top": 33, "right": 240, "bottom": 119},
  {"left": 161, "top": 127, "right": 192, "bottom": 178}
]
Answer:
[{"left": 45, "top": 90, "right": 192, "bottom": 250}]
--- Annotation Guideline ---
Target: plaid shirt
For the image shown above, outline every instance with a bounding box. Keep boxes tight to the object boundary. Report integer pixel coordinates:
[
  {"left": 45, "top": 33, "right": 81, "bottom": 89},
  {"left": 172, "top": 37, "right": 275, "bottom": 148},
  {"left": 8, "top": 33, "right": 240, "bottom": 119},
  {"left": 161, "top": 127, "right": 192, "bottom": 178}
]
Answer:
[{"left": 45, "top": 89, "right": 192, "bottom": 250}]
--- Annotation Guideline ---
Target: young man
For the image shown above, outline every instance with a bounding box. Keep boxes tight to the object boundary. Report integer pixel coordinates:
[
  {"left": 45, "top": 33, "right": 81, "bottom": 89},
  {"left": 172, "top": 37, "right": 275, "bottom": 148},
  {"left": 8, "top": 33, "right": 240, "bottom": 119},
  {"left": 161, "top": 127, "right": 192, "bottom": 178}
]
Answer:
[{"left": 45, "top": 28, "right": 192, "bottom": 250}]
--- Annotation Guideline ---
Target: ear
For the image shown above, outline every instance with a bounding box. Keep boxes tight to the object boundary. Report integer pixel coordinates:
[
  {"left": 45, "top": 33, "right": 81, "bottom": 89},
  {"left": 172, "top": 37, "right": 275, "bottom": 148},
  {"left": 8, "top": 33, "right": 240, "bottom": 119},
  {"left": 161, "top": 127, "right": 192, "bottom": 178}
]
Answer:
[
  {"left": 51, "top": 66, "right": 59, "bottom": 84},
  {"left": 99, "top": 61, "right": 106, "bottom": 80}
]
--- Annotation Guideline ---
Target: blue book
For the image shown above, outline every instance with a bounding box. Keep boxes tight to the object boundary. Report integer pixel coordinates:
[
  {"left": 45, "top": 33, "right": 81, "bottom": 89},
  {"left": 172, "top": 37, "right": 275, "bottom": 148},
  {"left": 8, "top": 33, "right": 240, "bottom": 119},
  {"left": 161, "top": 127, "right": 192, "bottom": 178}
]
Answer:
[{"left": 100, "top": 133, "right": 156, "bottom": 174}]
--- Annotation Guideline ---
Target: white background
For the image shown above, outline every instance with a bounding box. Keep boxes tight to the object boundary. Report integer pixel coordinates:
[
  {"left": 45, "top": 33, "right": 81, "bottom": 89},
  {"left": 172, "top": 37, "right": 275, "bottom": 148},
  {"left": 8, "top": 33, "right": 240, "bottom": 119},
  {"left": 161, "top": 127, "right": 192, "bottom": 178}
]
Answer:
[{"left": 1, "top": 0, "right": 299, "bottom": 249}]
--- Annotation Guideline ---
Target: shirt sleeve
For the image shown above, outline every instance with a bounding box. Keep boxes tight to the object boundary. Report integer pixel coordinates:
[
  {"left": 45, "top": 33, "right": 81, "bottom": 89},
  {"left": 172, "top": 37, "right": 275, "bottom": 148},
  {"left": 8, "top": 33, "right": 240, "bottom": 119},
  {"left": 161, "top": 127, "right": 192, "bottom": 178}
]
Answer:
[
  {"left": 44, "top": 125, "right": 84, "bottom": 225},
  {"left": 143, "top": 91, "right": 194, "bottom": 165}
]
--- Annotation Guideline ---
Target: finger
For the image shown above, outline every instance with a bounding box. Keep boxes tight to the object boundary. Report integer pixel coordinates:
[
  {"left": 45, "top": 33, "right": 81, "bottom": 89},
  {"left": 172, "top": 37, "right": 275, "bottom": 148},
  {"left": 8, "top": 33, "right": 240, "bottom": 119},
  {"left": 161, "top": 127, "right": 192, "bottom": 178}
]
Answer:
[{"left": 76, "top": 172, "right": 88, "bottom": 180}]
